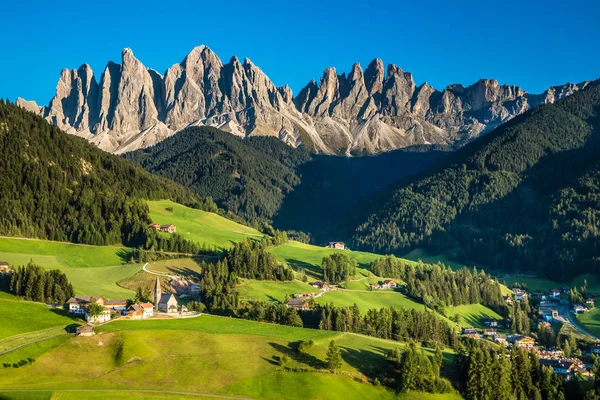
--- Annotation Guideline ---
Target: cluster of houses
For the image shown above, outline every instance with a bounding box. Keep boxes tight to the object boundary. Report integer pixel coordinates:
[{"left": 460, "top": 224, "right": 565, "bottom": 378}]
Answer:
[
  {"left": 70, "top": 277, "right": 186, "bottom": 333},
  {"left": 284, "top": 281, "right": 342, "bottom": 310},
  {"left": 507, "top": 287, "right": 595, "bottom": 315},
  {"left": 461, "top": 326, "right": 589, "bottom": 379},
  {"left": 369, "top": 280, "right": 398, "bottom": 290},
  {"left": 148, "top": 223, "right": 177, "bottom": 233}
]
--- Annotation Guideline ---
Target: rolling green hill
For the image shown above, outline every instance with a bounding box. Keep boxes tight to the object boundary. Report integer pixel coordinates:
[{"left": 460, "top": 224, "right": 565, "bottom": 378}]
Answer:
[
  {"left": 0, "top": 237, "right": 139, "bottom": 298},
  {"left": 148, "top": 200, "right": 263, "bottom": 250},
  {"left": 0, "top": 315, "right": 460, "bottom": 400},
  {"left": 353, "top": 81, "right": 600, "bottom": 281}
]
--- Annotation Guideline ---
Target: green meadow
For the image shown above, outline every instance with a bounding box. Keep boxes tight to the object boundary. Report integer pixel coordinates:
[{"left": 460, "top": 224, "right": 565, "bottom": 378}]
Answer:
[
  {"left": 148, "top": 200, "right": 264, "bottom": 249},
  {"left": 0, "top": 238, "right": 139, "bottom": 298},
  {"left": 575, "top": 307, "right": 600, "bottom": 338},
  {"left": 316, "top": 290, "right": 425, "bottom": 313},
  {"left": 0, "top": 295, "right": 77, "bottom": 340},
  {"left": 445, "top": 304, "right": 503, "bottom": 328},
  {"left": 237, "top": 279, "right": 319, "bottom": 302},
  {"left": 268, "top": 241, "right": 398, "bottom": 279},
  {"left": 0, "top": 314, "right": 459, "bottom": 400}
]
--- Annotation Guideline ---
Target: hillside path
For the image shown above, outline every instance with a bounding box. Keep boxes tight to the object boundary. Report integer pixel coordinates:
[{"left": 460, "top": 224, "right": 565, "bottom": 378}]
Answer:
[
  {"left": 562, "top": 303, "right": 600, "bottom": 340},
  {"left": 142, "top": 262, "right": 179, "bottom": 280}
]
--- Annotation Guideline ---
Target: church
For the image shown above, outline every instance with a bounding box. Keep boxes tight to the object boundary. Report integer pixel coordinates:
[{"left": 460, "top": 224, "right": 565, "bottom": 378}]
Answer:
[{"left": 154, "top": 276, "right": 179, "bottom": 313}]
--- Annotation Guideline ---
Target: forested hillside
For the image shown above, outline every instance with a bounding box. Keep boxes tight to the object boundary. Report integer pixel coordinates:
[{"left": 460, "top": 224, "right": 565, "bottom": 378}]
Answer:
[
  {"left": 0, "top": 100, "right": 212, "bottom": 247},
  {"left": 124, "top": 127, "right": 312, "bottom": 225},
  {"left": 353, "top": 81, "right": 600, "bottom": 281},
  {"left": 125, "top": 127, "right": 449, "bottom": 240}
]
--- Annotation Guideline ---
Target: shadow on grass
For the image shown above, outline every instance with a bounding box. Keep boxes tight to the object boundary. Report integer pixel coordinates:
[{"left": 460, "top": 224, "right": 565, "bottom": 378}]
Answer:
[
  {"left": 116, "top": 248, "right": 134, "bottom": 264},
  {"left": 268, "top": 341, "right": 325, "bottom": 369},
  {"left": 340, "top": 345, "right": 397, "bottom": 386},
  {"left": 284, "top": 259, "right": 322, "bottom": 279}
]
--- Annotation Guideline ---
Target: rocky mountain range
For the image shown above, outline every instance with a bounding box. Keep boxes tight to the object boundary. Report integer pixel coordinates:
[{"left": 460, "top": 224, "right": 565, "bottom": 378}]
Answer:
[{"left": 18, "top": 46, "right": 590, "bottom": 154}]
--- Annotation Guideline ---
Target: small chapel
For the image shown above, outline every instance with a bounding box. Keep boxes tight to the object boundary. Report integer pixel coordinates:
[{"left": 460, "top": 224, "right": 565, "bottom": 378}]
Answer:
[{"left": 154, "top": 276, "right": 179, "bottom": 313}]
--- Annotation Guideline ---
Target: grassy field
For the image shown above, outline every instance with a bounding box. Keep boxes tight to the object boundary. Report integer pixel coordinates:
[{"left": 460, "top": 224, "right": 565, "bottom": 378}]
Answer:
[
  {"left": 0, "top": 315, "right": 459, "bottom": 400},
  {"left": 148, "top": 200, "right": 263, "bottom": 249},
  {"left": 445, "top": 304, "right": 503, "bottom": 328},
  {"left": 575, "top": 307, "right": 600, "bottom": 338},
  {"left": 316, "top": 290, "right": 425, "bottom": 313},
  {"left": 144, "top": 257, "right": 215, "bottom": 277},
  {"left": 0, "top": 335, "right": 71, "bottom": 365},
  {"left": 0, "top": 238, "right": 140, "bottom": 298},
  {"left": 237, "top": 280, "right": 319, "bottom": 302},
  {"left": 0, "top": 296, "right": 77, "bottom": 340},
  {"left": 269, "top": 241, "right": 399, "bottom": 279}
]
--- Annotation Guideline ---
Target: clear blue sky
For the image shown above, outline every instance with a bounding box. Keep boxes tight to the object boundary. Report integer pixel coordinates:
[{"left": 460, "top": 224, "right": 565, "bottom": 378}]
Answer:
[{"left": 2, "top": 0, "right": 598, "bottom": 105}]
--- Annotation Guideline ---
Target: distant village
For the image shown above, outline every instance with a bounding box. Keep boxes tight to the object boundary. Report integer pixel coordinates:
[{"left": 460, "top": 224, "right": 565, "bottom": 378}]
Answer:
[{"left": 460, "top": 286, "right": 597, "bottom": 380}]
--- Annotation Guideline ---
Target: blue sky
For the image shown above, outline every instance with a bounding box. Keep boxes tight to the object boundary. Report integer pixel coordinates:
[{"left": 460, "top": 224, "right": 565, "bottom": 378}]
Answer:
[{"left": 1, "top": 0, "right": 598, "bottom": 105}]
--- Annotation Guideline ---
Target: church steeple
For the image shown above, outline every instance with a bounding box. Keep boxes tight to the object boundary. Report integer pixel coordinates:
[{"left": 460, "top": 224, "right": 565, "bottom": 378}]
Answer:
[{"left": 154, "top": 276, "right": 161, "bottom": 311}]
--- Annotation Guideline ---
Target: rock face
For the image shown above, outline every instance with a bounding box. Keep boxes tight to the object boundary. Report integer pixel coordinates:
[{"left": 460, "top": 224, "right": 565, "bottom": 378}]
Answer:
[{"left": 18, "top": 46, "right": 590, "bottom": 155}]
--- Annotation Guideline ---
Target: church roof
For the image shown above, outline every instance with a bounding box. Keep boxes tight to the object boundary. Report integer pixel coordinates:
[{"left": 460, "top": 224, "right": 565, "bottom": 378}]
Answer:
[{"left": 158, "top": 293, "right": 177, "bottom": 306}]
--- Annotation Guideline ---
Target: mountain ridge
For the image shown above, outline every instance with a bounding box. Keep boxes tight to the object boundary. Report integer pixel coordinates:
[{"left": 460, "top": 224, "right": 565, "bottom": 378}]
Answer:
[{"left": 18, "top": 46, "right": 590, "bottom": 155}]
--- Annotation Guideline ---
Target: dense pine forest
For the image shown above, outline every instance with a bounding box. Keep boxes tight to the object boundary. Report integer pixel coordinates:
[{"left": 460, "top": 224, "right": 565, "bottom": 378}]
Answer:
[
  {"left": 124, "top": 127, "right": 449, "bottom": 241},
  {"left": 124, "top": 127, "right": 312, "bottom": 225},
  {"left": 353, "top": 81, "right": 600, "bottom": 281},
  {"left": 0, "top": 100, "right": 212, "bottom": 248}
]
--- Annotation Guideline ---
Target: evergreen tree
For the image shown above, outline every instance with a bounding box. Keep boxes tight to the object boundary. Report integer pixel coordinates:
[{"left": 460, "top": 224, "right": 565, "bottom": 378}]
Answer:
[{"left": 325, "top": 340, "right": 342, "bottom": 371}]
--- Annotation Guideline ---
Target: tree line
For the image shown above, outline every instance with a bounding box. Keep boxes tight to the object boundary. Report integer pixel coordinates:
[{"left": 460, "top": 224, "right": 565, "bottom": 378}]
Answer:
[
  {"left": 321, "top": 253, "right": 357, "bottom": 284},
  {"left": 8, "top": 262, "right": 74, "bottom": 304},
  {"left": 371, "top": 256, "right": 506, "bottom": 315}
]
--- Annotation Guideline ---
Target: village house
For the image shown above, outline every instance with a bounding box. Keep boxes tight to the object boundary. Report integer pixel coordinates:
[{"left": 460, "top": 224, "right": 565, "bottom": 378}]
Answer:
[
  {"left": 586, "top": 298, "right": 595, "bottom": 307},
  {"left": 503, "top": 295, "right": 513, "bottom": 305},
  {"left": 461, "top": 328, "right": 480, "bottom": 339},
  {"left": 549, "top": 289, "right": 562, "bottom": 298},
  {"left": 180, "top": 304, "right": 188, "bottom": 313},
  {"left": 513, "top": 288, "right": 528, "bottom": 302},
  {"left": 483, "top": 328, "right": 497, "bottom": 337},
  {"left": 484, "top": 319, "right": 498, "bottom": 327},
  {"left": 310, "top": 281, "right": 329, "bottom": 291},
  {"left": 538, "top": 321, "right": 552, "bottom": 329},
  {"left": 285, "top": 298, "right": 309, "bottom": 311},
  {"left": 292, "top": 292, "right": 314, "bottom": 299},
  {"left": 508, "top": 334, "right": 536, "bottom": 350},
  {"left": 326, "top": 242, "right": 346, "bottom": 250},
  {"left": 75, "top": 324, "right": 94, "bottom": 337},
  {"left": 85, "top": 307, "right": 111, "bottom": 324},
  {"left": 0, "top": 261, "right": 10, "bottom": 273},
  {"left": 573, "top": 304, "right": 586, "bottom": 314},
  {"left": 66, "top": 296, "right": 105, "bottom": 314},
  {"left": 495, "top": 334, "right": 508, "bottom": 346},
  {"left": 159, "top": 224, "right": 177, "bottom": 233},
  {"left": 380, "top": 280, "right": 397, "bottom": 289},
  {"left": 104, "top": 299, "right": 128, "bottom": 313},
  {"left": 148, "top": 223, "right": 176, "bottom": 233},
  {"left": 154, "top": 276, "right": 178, "bottom": 313},
  {"left": 539, "top": 359, "right": 578, "bottom": 378},
  {"left": 127, "top": 302, "right": 154, "bottom": 319},
  {"left": 539, "top": 348, "right": 564, "bottom": 360}
]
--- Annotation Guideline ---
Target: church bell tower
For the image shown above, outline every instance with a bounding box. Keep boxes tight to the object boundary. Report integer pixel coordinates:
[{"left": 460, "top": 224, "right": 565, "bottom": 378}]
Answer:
[{"left": 154, "top": 276, "right": 161, "bottom": 311}]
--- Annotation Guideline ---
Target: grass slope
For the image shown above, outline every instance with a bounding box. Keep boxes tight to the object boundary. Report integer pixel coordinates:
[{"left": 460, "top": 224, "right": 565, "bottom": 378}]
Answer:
[
  {"left": 446, "top": 304, "right": 503, "bottom": 328},
  {"left": 0, "top": 315, "right": 458, "bottom": 400},
  {"left": 0, "top": 296, "right": 76, "bottom": 340},
  {"left": 148, "top": 200, "right": 264, "bottom": 250},
  {"left": 237, "top": 280, "right": 319, "bottom": 302},
  {"left": 269, "top": 241, "right": 405, "bottom": 279},
  {"left": 0, "top": 238, "right": 140, "bottom": 299},
  {"left": 316, "top": 290, "right": 425, "bottom": 313}
]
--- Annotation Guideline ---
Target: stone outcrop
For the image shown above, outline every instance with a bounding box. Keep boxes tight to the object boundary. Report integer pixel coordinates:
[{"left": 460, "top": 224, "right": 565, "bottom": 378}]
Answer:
[{"left": 18, "top": 46, "right": 590, "bottom": 155}]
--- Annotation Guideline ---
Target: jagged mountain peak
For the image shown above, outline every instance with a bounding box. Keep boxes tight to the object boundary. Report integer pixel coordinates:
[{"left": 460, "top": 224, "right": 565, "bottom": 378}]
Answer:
[{"left": 18, "top": 45, "right": 591, "bottom": 155}]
